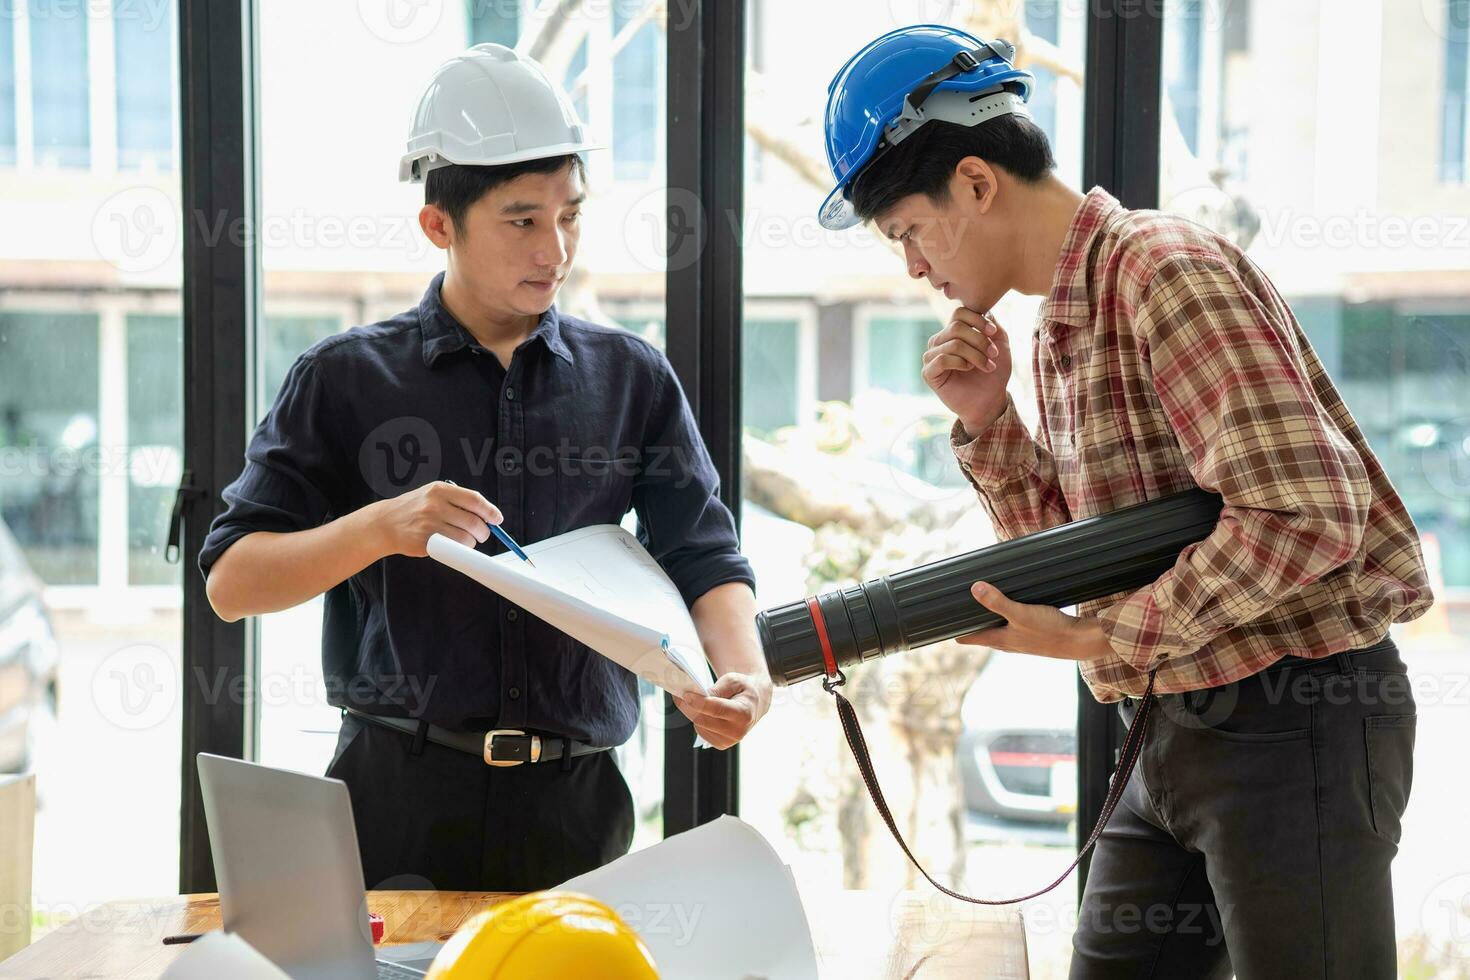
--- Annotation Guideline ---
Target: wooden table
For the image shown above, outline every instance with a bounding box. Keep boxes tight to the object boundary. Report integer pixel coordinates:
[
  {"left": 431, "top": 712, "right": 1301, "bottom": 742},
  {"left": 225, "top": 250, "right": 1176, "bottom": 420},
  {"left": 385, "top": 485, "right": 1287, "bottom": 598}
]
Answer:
[{"left": 0, "top": 889, "right": 1030, "bottom": 978}]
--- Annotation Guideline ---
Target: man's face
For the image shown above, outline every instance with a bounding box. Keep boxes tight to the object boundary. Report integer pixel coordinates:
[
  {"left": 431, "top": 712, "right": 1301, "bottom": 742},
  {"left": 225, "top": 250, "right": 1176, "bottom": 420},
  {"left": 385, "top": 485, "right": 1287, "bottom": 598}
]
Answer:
[
  {"left": 449, "top": 163, "right": 585, "bottom": 318},
  {"left": 876, "top": 171, "right": 1009, "bottom": 313}
]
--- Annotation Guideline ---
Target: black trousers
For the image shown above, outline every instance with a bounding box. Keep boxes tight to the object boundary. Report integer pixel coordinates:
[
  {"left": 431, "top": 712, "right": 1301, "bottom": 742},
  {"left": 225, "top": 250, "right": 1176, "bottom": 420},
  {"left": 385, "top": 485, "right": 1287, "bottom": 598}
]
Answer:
[
  {"left": 325, "top": 712, "right": 635, "bottom": 892},
  {"left": 1071, "top": 636, "right": 1416, "bottom": 980}
]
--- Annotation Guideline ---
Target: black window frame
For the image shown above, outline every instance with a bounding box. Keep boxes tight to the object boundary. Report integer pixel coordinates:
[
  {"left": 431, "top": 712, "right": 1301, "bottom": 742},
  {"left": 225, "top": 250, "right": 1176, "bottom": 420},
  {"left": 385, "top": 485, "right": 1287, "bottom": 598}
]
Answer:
[{"left": 175, "top": 0, "right": 1162, "bottom": 897}]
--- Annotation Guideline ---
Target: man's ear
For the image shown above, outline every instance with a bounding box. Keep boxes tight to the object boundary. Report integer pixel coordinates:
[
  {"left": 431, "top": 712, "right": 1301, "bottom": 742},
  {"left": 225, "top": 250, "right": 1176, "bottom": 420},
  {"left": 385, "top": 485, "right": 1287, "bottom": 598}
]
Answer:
[
  {"left": 418, "top": 204, "right": 454, "bottom": 251},
  {"left": 953, "top": 156, "right": 998, "bottom": 214}
]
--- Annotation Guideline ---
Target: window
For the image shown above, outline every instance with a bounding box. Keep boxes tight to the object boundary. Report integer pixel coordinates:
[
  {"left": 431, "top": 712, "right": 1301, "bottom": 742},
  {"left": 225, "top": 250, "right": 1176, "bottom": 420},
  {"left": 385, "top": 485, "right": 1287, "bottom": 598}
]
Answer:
[
  {"left": 564, "top": 36, "right": 589, "bottom": 131},
  {"left": 1443, "top": 0, "right": 1469, "bottom": 182},
  {"left": 1163, "top": 0, "right": 1204, "bottom": 154},
  {"left": 0, "top": 10, "right": 16, "bottom": 166},
  {"left": 1159, "top": 4, "right": 1470, "bottom": 968},
  {"left": 742, "top": 318, "right": 803, "bottom": 436},
  {"left": 738, "top": 7, "right": 1089, "bottom": 975},
  {"left": 467, "top": 0, "right": 518, "bottom": 47},
  {"left": 259, "top": 315, "right": 342, "bottom": 416},
  {"left": 125, "top": 314, "right": 183, "bottom": 586},
  {"left": 0, "top": 2, "right": 182, "bottom": 939},
  {"left": 612, "top": 5, "right": 660, "bottom": 181},
  {"left": 114, "top": 3, "right": 176, "bottom": 171},
  {"left": 27, "top": 0, "right": 90, "bottom": 168},
  {"left": 254, "top": 0, "right": 668, "bottom": 850},
  {"left": 861, "top": 315, "right": 929, "bottom": 397},
  {"left": 0, "top": 310, "right": 101, "bottom": 586},
  {"left": 1024, "top": 0, "right": 1060, "bottom": 143}
]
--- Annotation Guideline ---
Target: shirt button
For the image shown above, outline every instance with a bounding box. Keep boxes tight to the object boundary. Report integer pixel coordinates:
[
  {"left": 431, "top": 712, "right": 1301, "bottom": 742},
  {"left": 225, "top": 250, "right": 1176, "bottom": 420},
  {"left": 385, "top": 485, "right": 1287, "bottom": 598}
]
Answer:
[
  {"left": 1060, "top": 354, "right": 1073, "bottom": 369},
  {"left": 508, "top": 687, "right": 521, "bottom": 700},
  {"left": 507, "top": 608, "right": 519, "bottom": 621},
  {"left": 505, "top": 387, "right": 517, "bottom": 401}
]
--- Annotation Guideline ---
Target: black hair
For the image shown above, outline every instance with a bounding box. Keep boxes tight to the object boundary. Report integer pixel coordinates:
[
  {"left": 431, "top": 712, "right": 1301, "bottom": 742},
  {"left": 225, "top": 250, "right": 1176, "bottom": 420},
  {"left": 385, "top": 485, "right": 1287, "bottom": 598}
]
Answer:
[
  {"left": 424, "top": 154, "right": 586, "bottom": 232},
  {"left": 848, "top": 110, "right": 1055, "bottom": 224}
]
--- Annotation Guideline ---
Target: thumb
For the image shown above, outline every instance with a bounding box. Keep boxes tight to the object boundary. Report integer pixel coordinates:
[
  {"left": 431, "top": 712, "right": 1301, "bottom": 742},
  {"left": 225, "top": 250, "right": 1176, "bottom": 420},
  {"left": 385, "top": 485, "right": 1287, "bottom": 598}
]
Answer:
[
  {"left": 708, "top": 673, "right": 745, "bottom": 700},
  {"left": 970, "top": 581, "right": 1016, "bottom": 617}
]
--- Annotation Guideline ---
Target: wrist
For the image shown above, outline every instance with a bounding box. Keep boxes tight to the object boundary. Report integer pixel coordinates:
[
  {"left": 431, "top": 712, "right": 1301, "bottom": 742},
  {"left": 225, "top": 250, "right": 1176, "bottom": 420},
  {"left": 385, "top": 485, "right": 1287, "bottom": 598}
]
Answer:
[
  {"left": 347, "top": 499, "right": 394, "bottom": 561},
  {"left": 958, "top": 400, "right": 1007, "bottom": 440},
  {"left": 1071, "top": 617, "right": 1116, "bottom": 661}
]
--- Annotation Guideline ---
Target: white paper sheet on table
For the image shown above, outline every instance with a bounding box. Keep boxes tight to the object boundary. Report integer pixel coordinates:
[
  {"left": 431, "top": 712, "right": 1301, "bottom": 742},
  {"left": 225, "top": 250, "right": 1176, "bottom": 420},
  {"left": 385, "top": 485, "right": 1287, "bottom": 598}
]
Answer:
[
  {"left": 558, "top": 815, "right": 819, "bottom": 979},
  {"left": 426, "top": 525, "right": 716, "bottom": 700},
  {"left": 160, "top": 932, "right": 291, "bottom": 979}
]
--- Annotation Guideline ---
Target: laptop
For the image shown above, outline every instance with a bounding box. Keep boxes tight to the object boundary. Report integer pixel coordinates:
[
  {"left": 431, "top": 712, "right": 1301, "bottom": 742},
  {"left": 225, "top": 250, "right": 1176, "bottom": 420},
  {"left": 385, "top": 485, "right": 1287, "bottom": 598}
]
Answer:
[{"left": 196, "top": 753, "right": 444, "bottom": 979}]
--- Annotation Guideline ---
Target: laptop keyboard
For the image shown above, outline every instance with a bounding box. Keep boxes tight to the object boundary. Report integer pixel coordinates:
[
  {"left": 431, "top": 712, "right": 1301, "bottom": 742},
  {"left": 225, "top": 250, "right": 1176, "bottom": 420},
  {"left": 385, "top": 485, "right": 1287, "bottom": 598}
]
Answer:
[{"left": 376, "top": 961, "right": 428, "bottom": 979}]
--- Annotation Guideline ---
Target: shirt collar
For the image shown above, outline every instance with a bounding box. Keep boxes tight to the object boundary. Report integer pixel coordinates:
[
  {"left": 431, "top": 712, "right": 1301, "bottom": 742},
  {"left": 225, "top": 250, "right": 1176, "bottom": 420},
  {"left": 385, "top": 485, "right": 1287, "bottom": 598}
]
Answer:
[
  {"left": 418, "top": 271, "right": 575, "bottom": 368},
  {"left": 1038, "top": 186, "right": 1122, "bottom": 329}
]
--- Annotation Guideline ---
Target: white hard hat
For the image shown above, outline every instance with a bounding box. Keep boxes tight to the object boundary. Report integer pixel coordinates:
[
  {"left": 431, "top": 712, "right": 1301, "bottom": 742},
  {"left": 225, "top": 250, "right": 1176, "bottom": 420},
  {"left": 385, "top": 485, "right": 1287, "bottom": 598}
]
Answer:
[{"left": 399, "top": 43, "right": 603, "bottom": 183}]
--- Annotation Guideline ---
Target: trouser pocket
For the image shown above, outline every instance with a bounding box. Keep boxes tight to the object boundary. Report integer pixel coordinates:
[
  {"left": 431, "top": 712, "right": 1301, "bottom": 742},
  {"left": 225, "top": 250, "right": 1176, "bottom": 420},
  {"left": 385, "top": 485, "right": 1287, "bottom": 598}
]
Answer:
[{"left": 1364, "top": 712, "right": 1416, "bottom": 843}]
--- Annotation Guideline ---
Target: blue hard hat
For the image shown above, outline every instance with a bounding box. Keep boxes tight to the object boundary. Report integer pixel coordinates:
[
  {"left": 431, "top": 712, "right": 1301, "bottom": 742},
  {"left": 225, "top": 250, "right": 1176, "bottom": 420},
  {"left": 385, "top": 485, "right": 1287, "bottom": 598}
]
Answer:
[{"left": 818, "top": 24, "right": 1034, "bottom": 230}]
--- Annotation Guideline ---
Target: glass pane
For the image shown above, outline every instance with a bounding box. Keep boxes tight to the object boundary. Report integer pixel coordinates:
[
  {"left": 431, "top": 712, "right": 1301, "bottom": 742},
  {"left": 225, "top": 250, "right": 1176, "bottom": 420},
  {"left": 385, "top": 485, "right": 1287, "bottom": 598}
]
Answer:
[
  {"left": 0, "top": 312, "right": 101, "bottom": 585},
  {"left": 114, "top": 3, "right": 176, "bottom": 171},
  {"left": 254, "top": 0, "right": 668, "bottom": 855},
  {"left": 1158, "top": 0, "right": 1470, "bottom": 971},
  {"left": 0, "top": 0, "right": 182, "bottom": 941},
  {"left": 740, "top": 4, "right": 1086, "bottom": 975},
  {"left": 27, "top": 0, "right": 90, "bottom": 168},
  {"left": 126, "top": 314, "right": 183, "bottom": 586},
  {"left": 0, "top": 11, "right": 16, "bottom": 166}
]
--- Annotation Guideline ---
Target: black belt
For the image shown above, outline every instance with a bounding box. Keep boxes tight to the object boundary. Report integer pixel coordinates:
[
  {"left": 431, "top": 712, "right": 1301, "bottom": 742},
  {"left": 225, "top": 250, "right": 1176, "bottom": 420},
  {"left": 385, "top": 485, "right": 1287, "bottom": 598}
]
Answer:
[{"left": 343, "top": 708, "right": 611, "bottom": 767}]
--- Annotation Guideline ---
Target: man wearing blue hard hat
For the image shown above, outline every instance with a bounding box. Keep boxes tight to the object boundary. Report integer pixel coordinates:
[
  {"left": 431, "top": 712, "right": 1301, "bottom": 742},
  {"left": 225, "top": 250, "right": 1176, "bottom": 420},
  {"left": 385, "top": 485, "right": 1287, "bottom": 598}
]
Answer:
[{"left": 820, "top": 24, "right": 1430, "bottom": 979}]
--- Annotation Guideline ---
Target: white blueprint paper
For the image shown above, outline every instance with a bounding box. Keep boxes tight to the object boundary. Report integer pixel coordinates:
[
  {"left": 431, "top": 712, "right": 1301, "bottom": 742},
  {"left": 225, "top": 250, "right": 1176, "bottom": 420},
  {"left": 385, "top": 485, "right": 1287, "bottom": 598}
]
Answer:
[
  {"left": 558, "top": 815, "right": 819, "bottom": 979},
  {"left": 426, "top": 525, "right": 716, "bottom": 700}
]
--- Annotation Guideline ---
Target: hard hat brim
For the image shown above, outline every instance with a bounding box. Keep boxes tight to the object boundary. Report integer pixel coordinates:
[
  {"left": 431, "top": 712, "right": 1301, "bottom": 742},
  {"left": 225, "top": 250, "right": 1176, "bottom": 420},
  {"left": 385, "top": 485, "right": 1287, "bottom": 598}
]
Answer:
[
  {"left": 399, "top": 140, "right": 605, "bottom": 183},
  {"left": 818, "top": 183, "right": 861, "bottom": 231}
]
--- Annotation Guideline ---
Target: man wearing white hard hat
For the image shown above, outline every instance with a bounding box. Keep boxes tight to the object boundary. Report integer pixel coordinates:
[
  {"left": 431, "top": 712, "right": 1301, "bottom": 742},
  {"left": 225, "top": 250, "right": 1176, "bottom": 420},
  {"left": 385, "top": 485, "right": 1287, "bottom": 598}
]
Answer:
[{"left": 199, "top": 45, "right": 771, "bottom": 890}]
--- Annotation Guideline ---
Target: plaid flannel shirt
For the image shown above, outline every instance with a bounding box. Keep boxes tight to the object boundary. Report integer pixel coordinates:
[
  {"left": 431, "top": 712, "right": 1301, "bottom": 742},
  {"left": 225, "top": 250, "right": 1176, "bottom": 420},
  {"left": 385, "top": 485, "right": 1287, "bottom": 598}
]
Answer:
[{"left": 952, "top": 188, "right": 1433, "bottom": 701}]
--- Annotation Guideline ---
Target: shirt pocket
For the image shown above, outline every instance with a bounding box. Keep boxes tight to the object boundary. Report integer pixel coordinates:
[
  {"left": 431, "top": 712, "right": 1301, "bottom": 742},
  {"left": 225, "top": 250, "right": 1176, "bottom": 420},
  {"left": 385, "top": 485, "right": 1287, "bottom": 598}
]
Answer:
[
  {"left": 1070, "top": 412, "right": 1140, "bottom": 498},
  {"left": 556, "top": 450, "right": 637, "bottom": 527}
]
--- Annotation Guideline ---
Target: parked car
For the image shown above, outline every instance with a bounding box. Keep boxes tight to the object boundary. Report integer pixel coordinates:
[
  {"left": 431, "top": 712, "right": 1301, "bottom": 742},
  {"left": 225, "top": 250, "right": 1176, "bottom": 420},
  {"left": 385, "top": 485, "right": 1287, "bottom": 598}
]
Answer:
[
  {"left": 0, "top": 519, "right": 59, "bottom": 772},
  {"left": 958, "top": 652, "right": 1078, "bottom": 825}
]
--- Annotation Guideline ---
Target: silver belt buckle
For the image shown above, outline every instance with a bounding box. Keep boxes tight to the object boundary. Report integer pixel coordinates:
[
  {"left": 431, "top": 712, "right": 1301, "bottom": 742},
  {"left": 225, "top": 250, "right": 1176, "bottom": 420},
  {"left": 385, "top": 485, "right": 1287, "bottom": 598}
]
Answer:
[{"left": 484, "top": 729, "right": 540, "bottom": 767}]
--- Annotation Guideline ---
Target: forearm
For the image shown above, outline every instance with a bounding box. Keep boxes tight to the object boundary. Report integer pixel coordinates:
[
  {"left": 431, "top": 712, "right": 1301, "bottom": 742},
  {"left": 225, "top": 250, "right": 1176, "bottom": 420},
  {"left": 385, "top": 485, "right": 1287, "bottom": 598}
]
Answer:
[
  {"left": 205, "top": 502, "right": 389, "bottom": 622},
  {"left": 691, "top": 581, "right": 767, "bottom": 680},
  {"left": 952, "top": 398, "right": 1071, "bottom": 540}
]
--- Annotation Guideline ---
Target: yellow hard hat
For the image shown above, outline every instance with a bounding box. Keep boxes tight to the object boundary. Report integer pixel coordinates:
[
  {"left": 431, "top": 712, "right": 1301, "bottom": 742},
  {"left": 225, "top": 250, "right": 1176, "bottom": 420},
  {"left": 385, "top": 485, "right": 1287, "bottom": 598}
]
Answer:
[{"left": 424, "top": 891, "right": 660, "bottom": 980}]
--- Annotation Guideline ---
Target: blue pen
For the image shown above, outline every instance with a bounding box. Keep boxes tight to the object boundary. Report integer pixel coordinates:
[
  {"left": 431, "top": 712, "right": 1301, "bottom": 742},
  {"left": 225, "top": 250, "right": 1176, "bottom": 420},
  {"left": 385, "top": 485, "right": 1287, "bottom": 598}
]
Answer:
[{"left": 443, "top": 480, "right": 536, "bottom": 567}]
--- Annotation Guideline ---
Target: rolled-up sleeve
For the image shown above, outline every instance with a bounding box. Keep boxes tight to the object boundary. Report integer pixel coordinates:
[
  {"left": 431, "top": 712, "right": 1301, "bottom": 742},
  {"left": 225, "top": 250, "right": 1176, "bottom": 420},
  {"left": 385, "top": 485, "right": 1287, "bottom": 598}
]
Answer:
[
  {"left": 1097, "top": 255, "right": 1371, "bottom": 671},
  {"left": 198, "top": 354, "right": 344, "bottom": 577},
  {"left": 633, "top": 355, "right": 755, "bottom": 607}
]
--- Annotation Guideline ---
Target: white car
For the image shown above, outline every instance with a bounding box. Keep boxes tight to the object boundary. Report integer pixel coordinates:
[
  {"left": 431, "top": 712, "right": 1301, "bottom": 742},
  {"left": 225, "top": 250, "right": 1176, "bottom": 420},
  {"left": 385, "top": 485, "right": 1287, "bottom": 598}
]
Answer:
[{"left": 958, "top": 651, "right": 1079, "bottom": 825}]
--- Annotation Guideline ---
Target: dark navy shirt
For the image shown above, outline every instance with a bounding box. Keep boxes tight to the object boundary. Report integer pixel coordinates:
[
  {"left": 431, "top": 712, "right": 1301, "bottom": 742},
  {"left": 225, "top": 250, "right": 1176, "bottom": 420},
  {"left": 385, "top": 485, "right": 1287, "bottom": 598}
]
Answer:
[{"left": 199, "top": 273, "right": 754, "bottom": 745}]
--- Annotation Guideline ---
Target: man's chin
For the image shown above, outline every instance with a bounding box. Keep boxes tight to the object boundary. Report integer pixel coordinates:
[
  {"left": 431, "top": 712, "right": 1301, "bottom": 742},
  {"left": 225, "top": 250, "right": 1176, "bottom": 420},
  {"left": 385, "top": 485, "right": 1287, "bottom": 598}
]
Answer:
[{"left": 514, "top": 282, "right": 562, "bottom": 314}]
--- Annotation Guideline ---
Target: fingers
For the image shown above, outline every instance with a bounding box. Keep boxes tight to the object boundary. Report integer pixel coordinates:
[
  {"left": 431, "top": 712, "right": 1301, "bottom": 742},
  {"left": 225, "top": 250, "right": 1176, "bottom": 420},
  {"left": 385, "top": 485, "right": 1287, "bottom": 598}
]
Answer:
[
  {"left": 923, "top": 337, "right": 999, "bottom": 373},
  {"left": 678, "top": 690, "right": 747, "bottom": 725},
  {"left": 949, "top": 307, "right": 992, "bottom": 332},
  {"left": 436, "top": 482, "right": 503, "bottom": 525},
  {"left": 676, "top": 691, "right": 751, "bottom": 748},
  {"left": 434, "top": 526, "right": 479, "bottom": 549},
  {"left": 439, "top": 510, "right": 490, "bottom": 545}
]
